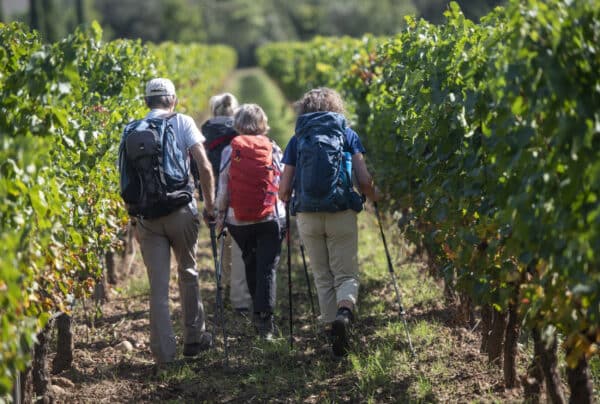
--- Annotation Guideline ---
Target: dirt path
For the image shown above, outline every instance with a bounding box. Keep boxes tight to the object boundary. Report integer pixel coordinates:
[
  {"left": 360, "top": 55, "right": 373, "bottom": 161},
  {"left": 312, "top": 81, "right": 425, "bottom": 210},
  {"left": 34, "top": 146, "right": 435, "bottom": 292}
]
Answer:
[
  {"left": 48, "top": 220, "right": 525, "bottom": 403},
  {"left": 47, "top": 69, "right": 531, "bottom": 403}
]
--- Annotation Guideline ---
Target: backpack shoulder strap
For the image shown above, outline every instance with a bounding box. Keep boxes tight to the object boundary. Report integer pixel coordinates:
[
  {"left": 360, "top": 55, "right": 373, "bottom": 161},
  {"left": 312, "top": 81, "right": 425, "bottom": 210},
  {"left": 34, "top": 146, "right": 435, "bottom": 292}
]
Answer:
[
  {"left": 123, "top": 119, "right": 142, "bottom": 135},
  {"left": 159, "top": 112, "right": 178, "bottom": 122},
  {"left": 207, "top": 134, "right": 237, "bottom": 152},
  {"left": 341, "top": 127, "right": 351, "bottom": 152}
]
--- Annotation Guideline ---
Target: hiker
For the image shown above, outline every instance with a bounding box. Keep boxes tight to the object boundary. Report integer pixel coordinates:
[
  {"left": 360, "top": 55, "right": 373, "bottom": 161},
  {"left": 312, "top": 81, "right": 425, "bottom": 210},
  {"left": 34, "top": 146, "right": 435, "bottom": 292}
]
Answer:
[
  {"left": 278, "top": 87, "right": 381, "bottom": 357},
  {"left": 119, "top": 78, "right": 216, "bottom": 365},
  {"left": 201, "top": 93, "right": 252, "bottom": 314},
  {"left": 215, "top": 103, "right": 285, "bottom": 340}
]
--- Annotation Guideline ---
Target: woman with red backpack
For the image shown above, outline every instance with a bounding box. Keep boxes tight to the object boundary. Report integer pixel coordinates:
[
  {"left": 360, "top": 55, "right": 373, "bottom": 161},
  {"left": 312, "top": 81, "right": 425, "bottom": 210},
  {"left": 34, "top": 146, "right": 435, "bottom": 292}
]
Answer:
[
  {"left": 201, "top": 93, "right": 252, "bottom": 314},
  {"left": 215, "top": 103, "right": 286, "bottom": 340}
]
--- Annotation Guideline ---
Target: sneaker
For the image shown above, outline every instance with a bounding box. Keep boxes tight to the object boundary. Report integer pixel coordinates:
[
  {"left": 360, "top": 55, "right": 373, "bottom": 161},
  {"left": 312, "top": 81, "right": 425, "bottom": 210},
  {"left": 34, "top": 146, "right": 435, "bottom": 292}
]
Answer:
[
  {"left": 254, "top": 312, "right": 275, "bottom": 340},
  {"left": 331, "top": 308, "right": 353, "bottom": 357},
  {"left": 183, "top": 332, "right": 213, "bottom": 357}
]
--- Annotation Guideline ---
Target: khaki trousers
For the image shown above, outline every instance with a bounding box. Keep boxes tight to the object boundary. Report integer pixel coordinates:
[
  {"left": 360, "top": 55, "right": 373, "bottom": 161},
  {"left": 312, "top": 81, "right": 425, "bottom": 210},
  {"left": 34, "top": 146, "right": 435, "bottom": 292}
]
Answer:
[
  {"left": 220, "top": 235, "right": 252, "bottom": 309},
  {"left": 296, "top": 210, "right": 359, "bottom": 323},
  {"left": 137, "top": 205, "right": 206, "bottom": 363}
]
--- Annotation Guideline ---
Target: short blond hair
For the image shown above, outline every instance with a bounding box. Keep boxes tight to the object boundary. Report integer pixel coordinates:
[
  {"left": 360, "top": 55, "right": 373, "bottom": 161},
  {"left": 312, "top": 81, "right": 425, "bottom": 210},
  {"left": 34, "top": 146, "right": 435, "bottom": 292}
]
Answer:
[
  {"left": 233, "top": 104, "right": 270, "bottom": 135},
  {"left": 294, "top": 87, "right": 345, "bottom": 115},
  {"left": 209, "top": 93, "right": 239, "bottom": 117}
]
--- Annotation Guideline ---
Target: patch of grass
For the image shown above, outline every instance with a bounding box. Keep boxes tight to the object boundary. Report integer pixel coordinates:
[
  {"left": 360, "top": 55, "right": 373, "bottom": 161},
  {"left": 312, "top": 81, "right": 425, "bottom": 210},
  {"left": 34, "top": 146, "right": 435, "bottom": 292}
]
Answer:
[
  {"left": 157, "top": 361, "right": 198, "bottom": 384},
  {"left": 410, "top": 320, "right": 445, "bottom": 348},
  {"left": 350, "top": 345, "right": 395, "bottom": 396},
  {"left": 121, "top": 274, "right": 150, "bottom": 298},
  {"left": 410, "top": 374, "right": 434, "bottom": 402}
]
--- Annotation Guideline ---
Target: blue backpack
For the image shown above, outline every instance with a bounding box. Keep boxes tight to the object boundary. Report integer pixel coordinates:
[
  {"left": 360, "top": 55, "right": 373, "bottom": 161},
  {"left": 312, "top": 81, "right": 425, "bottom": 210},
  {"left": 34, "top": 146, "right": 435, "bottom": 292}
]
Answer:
[
  {"left": 292, "top": 112, "right": 363, "bottom": 214},
  {"left": 119, "top": 113, "right": 193, "bottom": 218}
]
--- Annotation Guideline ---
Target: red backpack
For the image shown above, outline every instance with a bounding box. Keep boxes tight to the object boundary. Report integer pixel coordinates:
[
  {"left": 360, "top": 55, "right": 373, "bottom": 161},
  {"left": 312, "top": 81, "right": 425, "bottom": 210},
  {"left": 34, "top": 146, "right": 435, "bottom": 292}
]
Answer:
[{"left": 228, "top": 135, "right": 279, "bottom": 221}]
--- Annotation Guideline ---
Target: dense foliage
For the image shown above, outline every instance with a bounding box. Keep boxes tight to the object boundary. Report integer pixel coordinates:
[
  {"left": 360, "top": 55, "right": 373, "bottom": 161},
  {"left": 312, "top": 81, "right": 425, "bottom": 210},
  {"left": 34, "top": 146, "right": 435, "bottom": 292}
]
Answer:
[
  {"left": 258, "top": 0, "right": 600, "bottom": 370},
  {"left": 5, "top": 0, "right": 509, "bottom": 67},
  {"left": 7, "top": 0, "right": 417, "bottom": 66},
  {"left": 257, "top": 35, "right": 380, "bottom": 126},
  {"left": 415, "top": 0, "right": 505, "bottom": 23},
  {"left": 0, "top": 21, "right": 235, "bottom": 395}
]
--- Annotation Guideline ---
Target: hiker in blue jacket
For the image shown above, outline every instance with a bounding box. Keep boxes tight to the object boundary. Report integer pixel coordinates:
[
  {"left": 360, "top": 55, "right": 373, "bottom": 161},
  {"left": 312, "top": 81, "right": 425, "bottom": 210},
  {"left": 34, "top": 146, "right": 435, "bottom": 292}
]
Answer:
[{"left": 278, "top": 87, "right": 381, "bottom": 357}]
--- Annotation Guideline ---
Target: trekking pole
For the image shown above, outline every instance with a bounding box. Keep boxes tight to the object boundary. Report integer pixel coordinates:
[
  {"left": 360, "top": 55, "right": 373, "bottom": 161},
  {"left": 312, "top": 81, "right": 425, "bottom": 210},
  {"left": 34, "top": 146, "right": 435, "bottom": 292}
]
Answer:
[
  {"left": 373, "top": 202, "right": 415, "bottom": 356},
  {"left": 285, "top": 203, "right": 293, "bottom": 349},
  {"left": 209, "top": 223, "right": 229, "bottom": 366},
  {"left": 299, "top": 240, "right": 317, "bottom": 323}
]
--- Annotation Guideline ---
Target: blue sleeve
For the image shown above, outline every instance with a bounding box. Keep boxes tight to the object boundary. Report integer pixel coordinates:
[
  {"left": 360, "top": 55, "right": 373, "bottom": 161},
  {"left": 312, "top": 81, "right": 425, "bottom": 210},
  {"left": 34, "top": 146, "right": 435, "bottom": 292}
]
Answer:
[
  {"left": 345, "top": 127, "right": 366, "bottom": 155},
  {"left": 281, "top": 136, "right": 298, "bottom": 166}
]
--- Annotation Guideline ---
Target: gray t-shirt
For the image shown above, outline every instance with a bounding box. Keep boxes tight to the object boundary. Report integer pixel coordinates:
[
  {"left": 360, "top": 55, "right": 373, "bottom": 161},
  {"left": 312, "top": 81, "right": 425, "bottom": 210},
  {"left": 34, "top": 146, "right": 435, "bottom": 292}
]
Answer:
[{"left": 145, "top": 108, "right": 205, "bottom": 154}]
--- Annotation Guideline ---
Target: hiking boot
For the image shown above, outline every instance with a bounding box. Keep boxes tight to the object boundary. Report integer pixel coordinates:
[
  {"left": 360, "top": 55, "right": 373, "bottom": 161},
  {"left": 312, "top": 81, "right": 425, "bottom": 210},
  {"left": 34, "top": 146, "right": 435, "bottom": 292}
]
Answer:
[
  {"left": 331, "top": 308, "right": 353, "bottom": 357},
  {"left": 254, "top": 312, "right": 276, "bottom": 340},
  {"left": 183, "top": 332, "right": 213, "bottom": 357}
]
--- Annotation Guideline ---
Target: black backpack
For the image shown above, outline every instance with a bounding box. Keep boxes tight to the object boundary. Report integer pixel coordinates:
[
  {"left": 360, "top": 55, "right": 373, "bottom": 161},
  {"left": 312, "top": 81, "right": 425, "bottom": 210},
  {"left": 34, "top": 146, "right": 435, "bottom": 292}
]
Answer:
[
  {"left": 192, "top": 116, "right": 238, "bottom": 195},
  {"left": 119, "top": 113, "right": 193, "bottom": 218}
]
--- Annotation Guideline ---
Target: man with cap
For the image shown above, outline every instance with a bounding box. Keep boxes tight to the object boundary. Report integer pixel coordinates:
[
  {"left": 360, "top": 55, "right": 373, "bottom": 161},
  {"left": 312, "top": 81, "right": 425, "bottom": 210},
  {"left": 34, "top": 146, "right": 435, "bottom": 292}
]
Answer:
[{"left": 131, "top": 77, "right": 216, "bottom": 365}]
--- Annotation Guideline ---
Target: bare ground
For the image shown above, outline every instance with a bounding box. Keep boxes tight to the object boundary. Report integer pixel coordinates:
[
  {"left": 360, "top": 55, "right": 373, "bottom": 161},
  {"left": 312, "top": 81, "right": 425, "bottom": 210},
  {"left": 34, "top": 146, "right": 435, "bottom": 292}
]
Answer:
[{"left": 46, "top": 222, "right": 531, "bottom": 403}]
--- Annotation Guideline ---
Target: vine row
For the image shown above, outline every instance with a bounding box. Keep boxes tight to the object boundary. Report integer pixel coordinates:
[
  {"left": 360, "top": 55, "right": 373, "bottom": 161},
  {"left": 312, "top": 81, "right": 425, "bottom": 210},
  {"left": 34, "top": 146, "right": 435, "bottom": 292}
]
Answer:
[
  {"left": 0, "top": 21, "right": 236, "bottom": 395},
  {"left": 258, "top": 0, "right": 599, "bottom": 398}
]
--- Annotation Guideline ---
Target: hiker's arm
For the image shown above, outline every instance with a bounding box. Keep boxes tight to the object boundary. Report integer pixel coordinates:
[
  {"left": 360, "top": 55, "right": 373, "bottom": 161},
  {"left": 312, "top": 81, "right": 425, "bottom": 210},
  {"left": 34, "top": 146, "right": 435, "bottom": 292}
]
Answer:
[
  {"left": 190, "top": 143, "right": 215, "bottom": 212},
  {"left": 352, "top": 153, "right": 381, "bottom": 202},
  {"left": 278, "top": 164, "right": 295, "bottom": 203}
]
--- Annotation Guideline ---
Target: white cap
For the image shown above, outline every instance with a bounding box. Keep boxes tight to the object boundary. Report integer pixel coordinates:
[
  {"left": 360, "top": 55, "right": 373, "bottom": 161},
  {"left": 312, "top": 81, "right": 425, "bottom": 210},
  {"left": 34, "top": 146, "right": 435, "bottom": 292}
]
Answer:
[{"left": 145, "top": 78, "right": 176, "bottom": 97}]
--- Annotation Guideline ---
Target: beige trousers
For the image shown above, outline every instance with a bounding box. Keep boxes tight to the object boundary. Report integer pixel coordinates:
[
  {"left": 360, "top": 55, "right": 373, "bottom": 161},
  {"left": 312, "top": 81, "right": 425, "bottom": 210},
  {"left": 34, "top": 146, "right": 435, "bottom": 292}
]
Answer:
[
  {"left": 220, "top": 234, "right": 252, "bottom": 309},
  {"left": 296, "top": 210, "right": 359, "bottom": 323},
  {"left": 137, "top": 205, "right": 206, "bottom": 363}
]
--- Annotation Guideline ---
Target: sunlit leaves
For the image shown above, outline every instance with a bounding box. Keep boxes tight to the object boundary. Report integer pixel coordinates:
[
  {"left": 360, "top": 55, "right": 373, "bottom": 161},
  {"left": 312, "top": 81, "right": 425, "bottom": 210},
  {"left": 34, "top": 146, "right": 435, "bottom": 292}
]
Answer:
[
  {"left": 0, "top": 22, "right": 236, "bottom": 395},
  {"left": 258, "top": 0, "right": 600, "bottom": 366}
]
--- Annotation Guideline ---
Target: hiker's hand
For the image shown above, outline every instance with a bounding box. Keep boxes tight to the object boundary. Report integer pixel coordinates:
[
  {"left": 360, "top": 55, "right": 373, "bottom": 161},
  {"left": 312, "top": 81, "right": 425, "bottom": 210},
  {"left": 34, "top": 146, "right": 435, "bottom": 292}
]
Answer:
[{"left": 202, "top": 207, "right": 216, "bottom": 225}]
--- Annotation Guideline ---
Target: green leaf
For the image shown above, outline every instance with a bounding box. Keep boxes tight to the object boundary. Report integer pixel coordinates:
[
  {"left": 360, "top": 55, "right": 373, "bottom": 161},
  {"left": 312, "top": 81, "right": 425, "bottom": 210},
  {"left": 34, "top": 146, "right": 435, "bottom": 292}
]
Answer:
[{"left": 511, "top": 96, "right": 524, "bottom": 115}]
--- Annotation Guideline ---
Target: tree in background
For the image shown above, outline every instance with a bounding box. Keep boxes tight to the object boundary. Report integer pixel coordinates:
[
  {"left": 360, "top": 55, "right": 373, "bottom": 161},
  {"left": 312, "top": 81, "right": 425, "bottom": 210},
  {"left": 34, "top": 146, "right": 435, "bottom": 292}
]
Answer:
[
  {"left": 196, "top": 0, "right": 418, "bottom": 66},
  {"left": 200, "top": 0, "right": 259, "bottom": 65},
  {"left": 29, "top": 0, "right": 39, "bottom": 31},
  {"left": 41, "top": 0, "right": 58, "bottom": 42},
  {"left": 76, "top": 0, "right": 85, "bottom": 25},
  {"left": 95, "top": 0, "right": 205, "bottom": 43},
  {"left": 161, "top": 0, "right": 205, "bottom": 43},
  {"left": 22, "top": 0, "right": 96, "bottom": 41},
  {"left": 318, "top": 0, "right": 417, "bottom": 37},
  {"left": 17, "top": 0, "right": 505, "bottom": 63},
  {"left": 412, "top": 0, "right": 505, "bottom": 23}
]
